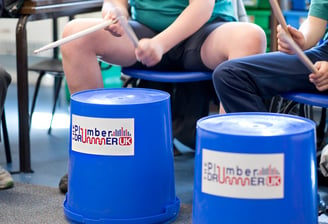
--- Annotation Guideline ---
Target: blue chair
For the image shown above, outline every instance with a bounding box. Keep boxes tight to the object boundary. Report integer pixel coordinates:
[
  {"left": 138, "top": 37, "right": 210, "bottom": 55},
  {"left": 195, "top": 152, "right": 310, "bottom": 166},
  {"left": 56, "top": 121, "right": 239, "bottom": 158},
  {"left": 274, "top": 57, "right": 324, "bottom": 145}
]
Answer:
[
  {"left": 282, "top": 92, "right": 328, "bottom": 112},
  {"left": 122, "top": 68, "right": 212, "bottom": 86},
  {"left": 279, "top": 92, "right": 328, "bottom": 150}
]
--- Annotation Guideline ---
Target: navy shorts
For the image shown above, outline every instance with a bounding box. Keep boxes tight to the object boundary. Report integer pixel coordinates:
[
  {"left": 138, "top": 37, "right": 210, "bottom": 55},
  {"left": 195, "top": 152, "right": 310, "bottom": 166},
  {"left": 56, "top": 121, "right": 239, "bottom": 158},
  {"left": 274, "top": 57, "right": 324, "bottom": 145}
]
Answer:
[{"left": 129, "top": 18, "right": 227, "bottom": 71}]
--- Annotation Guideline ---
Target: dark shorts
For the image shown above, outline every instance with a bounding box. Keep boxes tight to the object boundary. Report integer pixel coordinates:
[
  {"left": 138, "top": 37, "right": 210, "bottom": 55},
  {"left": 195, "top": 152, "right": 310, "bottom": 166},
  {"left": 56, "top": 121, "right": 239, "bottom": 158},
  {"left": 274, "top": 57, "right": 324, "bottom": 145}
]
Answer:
[{"left": 129, "top": 18, "right": 227, "bottom": 71}]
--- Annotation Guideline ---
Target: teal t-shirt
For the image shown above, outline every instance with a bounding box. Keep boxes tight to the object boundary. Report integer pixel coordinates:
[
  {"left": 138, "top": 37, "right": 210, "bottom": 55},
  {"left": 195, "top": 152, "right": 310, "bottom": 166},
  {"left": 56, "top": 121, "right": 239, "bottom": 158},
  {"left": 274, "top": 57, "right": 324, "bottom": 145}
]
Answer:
[
  {"left": 309, "top": 0, "right": 328, "bottom": 21},
  {"left": 129, "top": 0, "right": 236, "bottom": 32}
]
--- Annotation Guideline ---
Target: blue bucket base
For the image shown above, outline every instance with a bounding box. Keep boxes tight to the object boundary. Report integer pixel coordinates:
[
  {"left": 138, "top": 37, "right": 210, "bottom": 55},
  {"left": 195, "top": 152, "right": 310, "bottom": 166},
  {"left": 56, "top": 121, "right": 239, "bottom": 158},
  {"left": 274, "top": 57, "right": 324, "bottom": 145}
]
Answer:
[
  {"left": 192, "top": 113, "right": 317, "bottom": 224},
  {"left": 63, "top": 196, "right": 180, "bottom": 224}
]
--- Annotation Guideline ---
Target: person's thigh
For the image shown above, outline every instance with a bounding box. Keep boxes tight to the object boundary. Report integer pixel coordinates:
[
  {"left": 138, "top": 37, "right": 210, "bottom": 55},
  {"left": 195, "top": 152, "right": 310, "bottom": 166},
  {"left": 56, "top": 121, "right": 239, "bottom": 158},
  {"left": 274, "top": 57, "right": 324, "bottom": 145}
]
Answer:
[
  {"left": 244, "top": 46, "right": 328, "bottom": 96},
  {"left": 201, "top": 22, "right": 267, "bottom": 69},
  {"left": 216, "top": 52, "right": 318, "bottom": 99},
  {"left": 213, "top": 46, "right": 328, "bottom": 112},
  {"left": 62, "top": 18, "right": 138, "bottom": 67},
  {"left": 179, "top": 20, "right": 227, "bottom": 71}
]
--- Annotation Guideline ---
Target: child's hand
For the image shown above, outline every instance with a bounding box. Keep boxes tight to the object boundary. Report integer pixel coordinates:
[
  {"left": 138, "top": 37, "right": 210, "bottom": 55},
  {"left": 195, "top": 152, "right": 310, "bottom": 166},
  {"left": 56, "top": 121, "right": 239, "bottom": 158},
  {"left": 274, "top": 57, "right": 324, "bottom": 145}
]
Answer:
[
  {"left": 135, "top": 38, "right": 164, "bottom": 67},
  {"left": 309, "top": 61, "right": 328, "bottom": 91},
  {"left": 103, "top": 7, "right": 125, "bottom": 37},
  {"left": 277, "top": 25, "right": 306, "bottom": 54}
]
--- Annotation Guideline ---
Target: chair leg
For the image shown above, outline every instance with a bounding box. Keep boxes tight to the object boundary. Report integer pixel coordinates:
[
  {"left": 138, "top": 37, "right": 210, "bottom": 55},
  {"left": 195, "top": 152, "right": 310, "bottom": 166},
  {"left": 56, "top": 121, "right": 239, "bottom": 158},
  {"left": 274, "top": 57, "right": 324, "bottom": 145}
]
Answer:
[
  {"left": 268, "top": 96, "right": 283, "bottom": 112},
  {"left": 2, "top": 110, "right": 11, "bottom": 164},
  {"left": 30, "top": 71, "right": 46, "bottom": 127},
  {"left": 48, "top": 75, "right": 63, "bottom": 134},
  {"left": 282, "top": 100, "right": 298, "bottom": 114},
  {"left": 298, "top": 103, "right": 306, "bottom": 117},
  {"left": 122, "top": 77, "right": 139, "bottom": 87},
  {"left": 317, "top": 108, "right": 327, "bottom": 150}
]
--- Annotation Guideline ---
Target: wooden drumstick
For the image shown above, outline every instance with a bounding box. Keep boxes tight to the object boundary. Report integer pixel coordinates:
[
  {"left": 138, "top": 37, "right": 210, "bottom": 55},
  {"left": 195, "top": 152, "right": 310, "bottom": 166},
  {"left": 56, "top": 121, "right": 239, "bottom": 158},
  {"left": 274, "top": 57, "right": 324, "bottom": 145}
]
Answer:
[
  {"left": 269, "top": 0, "right": 290, "bottom": 35},
  {"left": 34, "top": 19, "right": 117, "bottom": 54},
  {"left": 117, "top": 16, "right": 139, "bottom": 48},
  {"left": 281, "top": 31, "right": 318, "bottom": 73},
  {"left": 270, "top": 0, "right": 316, "bottom": 73}
]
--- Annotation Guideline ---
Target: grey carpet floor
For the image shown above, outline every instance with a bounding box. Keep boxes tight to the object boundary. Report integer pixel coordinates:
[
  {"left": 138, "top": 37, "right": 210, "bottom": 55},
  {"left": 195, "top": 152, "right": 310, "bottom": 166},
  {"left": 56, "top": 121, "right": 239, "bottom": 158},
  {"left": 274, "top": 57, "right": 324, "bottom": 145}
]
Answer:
[
  {"left": 2, "top": 182, "right": 328, "bottom": 224},
  {"left": 0, "top": 182, "right": 192, "bottom": 224},
  {"left": 0, "top": 182, "right": 66, "bottom": 224}
]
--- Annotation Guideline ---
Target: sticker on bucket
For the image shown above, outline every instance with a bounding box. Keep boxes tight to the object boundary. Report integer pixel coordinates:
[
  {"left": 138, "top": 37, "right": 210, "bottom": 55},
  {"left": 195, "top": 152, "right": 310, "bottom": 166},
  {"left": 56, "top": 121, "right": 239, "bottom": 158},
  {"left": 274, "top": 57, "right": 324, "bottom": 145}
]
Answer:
[
  {"left": 71, "top": 114, "right": 134, "bottom": 156},
  {"left": 202, "top": 149, "right": 284, "bottom": 199}
]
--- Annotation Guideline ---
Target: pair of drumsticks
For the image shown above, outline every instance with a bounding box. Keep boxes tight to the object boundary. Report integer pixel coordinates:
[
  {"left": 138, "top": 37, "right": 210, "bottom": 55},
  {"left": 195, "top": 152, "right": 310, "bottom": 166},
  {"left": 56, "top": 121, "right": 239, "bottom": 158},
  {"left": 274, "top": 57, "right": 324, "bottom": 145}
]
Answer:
[{"left": 34, "top": 14, "right": 138, "bottom": 54}]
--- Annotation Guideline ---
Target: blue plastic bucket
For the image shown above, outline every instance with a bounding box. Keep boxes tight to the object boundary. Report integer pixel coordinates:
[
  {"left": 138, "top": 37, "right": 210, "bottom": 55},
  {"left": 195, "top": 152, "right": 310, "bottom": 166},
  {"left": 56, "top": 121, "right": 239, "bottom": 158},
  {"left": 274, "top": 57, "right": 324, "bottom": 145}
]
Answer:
[
  {"left": 193, "top": 112, "right": 317, "bottom": 224},
  {"left": 64, "top": 88, "right": 180, "bottom": 223}
]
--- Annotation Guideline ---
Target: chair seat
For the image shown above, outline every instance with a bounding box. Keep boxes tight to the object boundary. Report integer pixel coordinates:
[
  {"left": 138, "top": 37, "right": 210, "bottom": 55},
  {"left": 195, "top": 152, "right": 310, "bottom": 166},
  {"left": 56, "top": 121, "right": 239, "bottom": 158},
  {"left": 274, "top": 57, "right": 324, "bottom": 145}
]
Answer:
[
  {"left": 282, "top": 92, "right": 328, "bottom": 108},
  {"left": 28, "top": 58, "right": 65, "bottom": 134},
  {"left": 122, "top": 68, "right": 212, "bottom": 83},
  {"left": 280, "top": 92, "right": 328, "bottom": 152},
  {"left": 29, "top": 58, "right": 64, "bottom": 74}
]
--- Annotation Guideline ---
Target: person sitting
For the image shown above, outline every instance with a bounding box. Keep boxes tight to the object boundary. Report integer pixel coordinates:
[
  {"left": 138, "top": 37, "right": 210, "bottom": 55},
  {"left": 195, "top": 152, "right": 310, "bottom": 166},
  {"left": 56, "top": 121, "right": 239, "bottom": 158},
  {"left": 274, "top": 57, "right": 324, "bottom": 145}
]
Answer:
[
  {"left": 212, "top": 0, "right": 328, "bottom": 113},
  {"left": 0, "top": 66, "right": 14, "bottom": 190},
  {"left": 58, "top": 0, "right": 267, "bottom": 193}
]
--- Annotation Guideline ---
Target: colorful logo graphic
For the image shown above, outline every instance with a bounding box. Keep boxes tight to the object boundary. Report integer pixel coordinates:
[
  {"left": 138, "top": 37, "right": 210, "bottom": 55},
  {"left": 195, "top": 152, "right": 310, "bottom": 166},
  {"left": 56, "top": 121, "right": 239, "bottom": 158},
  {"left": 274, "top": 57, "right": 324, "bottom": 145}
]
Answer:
[
  {"left": 202, "top": 149, "right": 284, "bottom": 199},
  {"left": 204, "top": 163, "right": 281, "bottom": 187},
  {"left": 71, "top": 114, "right": 134, "bottom": 156},
  {"left": 72, "top": 126, "right": 133, "bottom": 146}
]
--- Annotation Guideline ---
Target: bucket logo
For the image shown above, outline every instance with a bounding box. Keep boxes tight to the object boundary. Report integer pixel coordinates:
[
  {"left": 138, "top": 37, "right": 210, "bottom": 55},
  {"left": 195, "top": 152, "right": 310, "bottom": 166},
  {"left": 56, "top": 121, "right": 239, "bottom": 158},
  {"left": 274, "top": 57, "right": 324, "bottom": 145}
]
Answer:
[
  {"left": 71, "top": 114, "right": 134, "bottom": 156},
  {"left": 202, "top": 149, "right": 284, "bottom": 199}
]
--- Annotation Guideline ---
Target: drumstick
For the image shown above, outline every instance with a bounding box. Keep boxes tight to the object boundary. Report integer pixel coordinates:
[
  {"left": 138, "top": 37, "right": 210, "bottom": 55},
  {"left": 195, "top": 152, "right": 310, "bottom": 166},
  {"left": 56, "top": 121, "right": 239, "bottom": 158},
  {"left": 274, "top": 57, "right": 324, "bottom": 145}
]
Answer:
[
  {"left": 269, "top": 0, "right": 316, "bottom": 73},
  {"left": 280, "top": 31, "right": 318, "bottom": 73},
  {"left": 269, "top": 0, "right": 290, "bottom": 35},
  {"left": 34, "top": 19, "right": 117, "bottom": 54},
  {"left": 117, "top": 16, "right": 139, "bottom": 48}
]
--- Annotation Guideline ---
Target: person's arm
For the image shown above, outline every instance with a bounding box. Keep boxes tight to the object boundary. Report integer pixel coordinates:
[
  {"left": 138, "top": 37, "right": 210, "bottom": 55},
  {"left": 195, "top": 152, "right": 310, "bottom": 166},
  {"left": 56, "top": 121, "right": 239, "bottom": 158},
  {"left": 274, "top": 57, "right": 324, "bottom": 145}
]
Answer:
[
  {"left": 309, "top": 61, "right": 328, "bottom": 91},
  {"left": 277, "top": 16, "right": 327, "bottom": 53},
  {"left": 153, "top": 0, "right": 214, "bottom": 54},
  {"left": 100, "top": 0, "right": 130, "bottom": 38},
  {"left": 299, "top": 16, "right": 327, "bottom": 50},
  {"left": 102, "top": 0, "right": 130, "bottom": 19},
  {"left": 136, "top": 0, "right": 215, "bottom": 66}
]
